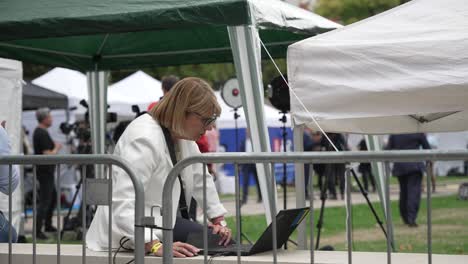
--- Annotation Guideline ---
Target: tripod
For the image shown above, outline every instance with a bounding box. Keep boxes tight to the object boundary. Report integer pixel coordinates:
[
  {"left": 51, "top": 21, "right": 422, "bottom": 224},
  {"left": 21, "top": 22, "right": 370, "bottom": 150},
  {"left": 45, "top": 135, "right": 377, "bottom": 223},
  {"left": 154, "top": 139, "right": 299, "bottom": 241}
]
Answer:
[
  {"left": 61, "top": 164, "right": 95, "bottom": 240},
  {"left": 314, "top": 160, "right": 395, "bottom": 251},
  {"left": 279, "top": 111, "right": 290, "bottom": 249},
  {"left": 234, "top": 108, "right": 254, "bottom": 245}
]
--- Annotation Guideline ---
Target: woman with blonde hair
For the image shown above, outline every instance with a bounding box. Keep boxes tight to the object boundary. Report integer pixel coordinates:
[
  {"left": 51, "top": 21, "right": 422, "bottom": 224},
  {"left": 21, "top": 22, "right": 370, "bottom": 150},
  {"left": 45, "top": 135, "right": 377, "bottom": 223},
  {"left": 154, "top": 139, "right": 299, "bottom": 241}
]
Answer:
[{"left": 87, "top": 77, "right": 231, "bottom": 257}]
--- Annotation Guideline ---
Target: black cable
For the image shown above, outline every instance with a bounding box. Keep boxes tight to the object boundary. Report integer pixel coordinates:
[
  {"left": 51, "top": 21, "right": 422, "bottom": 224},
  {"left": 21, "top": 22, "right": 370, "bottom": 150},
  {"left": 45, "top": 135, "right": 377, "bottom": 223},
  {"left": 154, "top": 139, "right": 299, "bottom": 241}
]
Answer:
[
  {"left": 113, "top": 237, "right": 132, "bottom": 264},
  {"left": 208, "top": 253, "right": 229, "bottom": 264},
  {"left": 134, "top": 224, "right": 172, "bottom": 231},
  {"left": 112, "top": 224, "right": 174, "bottom": 264},
  {"left": 287, "top": 239, "right": 298, "bottom": 246}
]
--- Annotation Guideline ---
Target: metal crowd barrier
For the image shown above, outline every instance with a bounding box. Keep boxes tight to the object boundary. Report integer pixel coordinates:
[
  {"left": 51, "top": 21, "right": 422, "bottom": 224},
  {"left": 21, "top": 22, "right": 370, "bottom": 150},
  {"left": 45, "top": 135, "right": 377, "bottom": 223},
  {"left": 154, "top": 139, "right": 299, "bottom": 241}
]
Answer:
[
  {"left": 162, "top": 150, "right": 468, "bottom": 264},
  {"left": 0, "top": 154, "right": 146, "bottom": 264}
]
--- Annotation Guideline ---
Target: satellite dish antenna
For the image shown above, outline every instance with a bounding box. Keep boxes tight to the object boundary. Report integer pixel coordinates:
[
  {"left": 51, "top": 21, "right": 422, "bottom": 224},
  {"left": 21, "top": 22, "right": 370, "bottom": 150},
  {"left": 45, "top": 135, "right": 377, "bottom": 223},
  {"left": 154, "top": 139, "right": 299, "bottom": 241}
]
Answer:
[{"left": 221, "top": 78, "right": 242, "bottom": 109}]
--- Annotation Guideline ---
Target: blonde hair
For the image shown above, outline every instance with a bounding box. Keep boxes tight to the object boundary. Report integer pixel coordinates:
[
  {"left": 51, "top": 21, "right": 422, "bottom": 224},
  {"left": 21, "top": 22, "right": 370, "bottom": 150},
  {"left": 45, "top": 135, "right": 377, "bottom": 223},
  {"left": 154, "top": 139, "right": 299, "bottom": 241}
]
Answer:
[{"left": 150, "top": 77, "right": 221, "bottom": 137}]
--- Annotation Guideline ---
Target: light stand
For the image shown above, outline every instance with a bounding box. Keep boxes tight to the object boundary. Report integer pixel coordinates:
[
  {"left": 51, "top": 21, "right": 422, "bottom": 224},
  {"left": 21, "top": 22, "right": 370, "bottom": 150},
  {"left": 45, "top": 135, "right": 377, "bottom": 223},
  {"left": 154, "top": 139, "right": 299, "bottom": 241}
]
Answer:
[
  {"left": 234, "top": 108, "right": 240, "bottom": 154},
  {"left": 279, "top": 111, "right": 288, "bottom": 211},
  {"left": 234, "top": 108, "right": 253, "bottom": 245},
  {"left": 313, "top": 159, "right": 395, "bottom": 251},
  {"left": 220, "top": 78, "right": 252, "bottom": 245},
  {"left": 315, "top": 164, "right": 331, "bottom": 250},
  {"left": 279, "top": 110, "right": 289, "bottom": 249}
]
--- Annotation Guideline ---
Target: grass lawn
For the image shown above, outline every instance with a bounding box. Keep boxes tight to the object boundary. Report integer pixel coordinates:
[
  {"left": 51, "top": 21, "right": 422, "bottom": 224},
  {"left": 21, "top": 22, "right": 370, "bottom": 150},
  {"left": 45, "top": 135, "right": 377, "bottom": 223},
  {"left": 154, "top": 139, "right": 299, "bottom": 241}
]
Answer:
[
  {"left": 225, "top": 195, "right": 468, "bottom": 255},
  {"left": 220, "top": 175, "right": 468, "bottom": 200}
]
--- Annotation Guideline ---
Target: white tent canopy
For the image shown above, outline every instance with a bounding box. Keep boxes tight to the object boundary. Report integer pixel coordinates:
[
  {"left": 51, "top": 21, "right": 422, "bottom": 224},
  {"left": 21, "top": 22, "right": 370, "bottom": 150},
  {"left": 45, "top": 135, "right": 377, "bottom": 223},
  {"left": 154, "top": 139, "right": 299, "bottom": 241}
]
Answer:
[
  {"left": 32, "top": 68, "right": 162, "bottom": 120},
  {"left": 108, "top": 71, "right": 161, "bottom": 105},
  {"left": 287, "top": 0, "right": 468, "bottom": 134},
  {"left": 0, "top": 58, "right": 22, "bottom": 233},
  {"left": 32, "top": 67, "right": 88, "bottom": 116},
  {"left": 108, "top": 70, "right": 162, "bottom": 117}
]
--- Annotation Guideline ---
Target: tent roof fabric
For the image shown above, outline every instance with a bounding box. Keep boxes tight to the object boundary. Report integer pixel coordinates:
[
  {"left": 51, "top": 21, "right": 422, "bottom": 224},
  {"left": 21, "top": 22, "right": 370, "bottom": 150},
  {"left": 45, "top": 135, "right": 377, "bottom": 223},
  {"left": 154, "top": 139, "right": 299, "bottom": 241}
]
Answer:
[
  {"left": 32, "top": 67, "right": 88, "bottom": 100},
  {"left": 0, "top": 0, "right": 340, "bottom": 71},
  {"left": 108, "top": 70, "right": 162, "bottom": 104},
  {"left": 287, "top": 0, "right": 468, "bottom": 134},
  {"left": 23, "top": 81, "right": 68, "bottom": 110}
]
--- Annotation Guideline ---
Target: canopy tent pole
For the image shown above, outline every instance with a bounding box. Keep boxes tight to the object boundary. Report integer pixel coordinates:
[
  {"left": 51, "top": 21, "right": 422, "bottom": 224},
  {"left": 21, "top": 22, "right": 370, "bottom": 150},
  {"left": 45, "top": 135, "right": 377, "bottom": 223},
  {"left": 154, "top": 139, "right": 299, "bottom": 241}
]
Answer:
[
  {"left": 365, "top": 135, "right": 395, "bottom": 250},
  {"left": 86, "top": 70, "right": 108, "bottom": 179},
  {"left": 293, "top": 124, "right": 308, "bottom": 249},
  {"left": 228, "top": 25, "right": 277, "bottom": 224}
]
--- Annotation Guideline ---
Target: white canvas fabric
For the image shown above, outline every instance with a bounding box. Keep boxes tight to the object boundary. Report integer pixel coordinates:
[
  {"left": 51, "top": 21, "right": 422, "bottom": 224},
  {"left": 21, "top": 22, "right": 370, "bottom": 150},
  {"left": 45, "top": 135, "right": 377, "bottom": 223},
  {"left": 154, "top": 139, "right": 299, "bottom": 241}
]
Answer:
[
  {"left": 32, "top": 68, "right": 162, "bottom": 120},
  {"left": 287, "top": 0, "right": 468, "bottom": 134},
  {"left": 107, "top": 70, "right": 162, "bottom": 116},
  {"left": 0, "top": 57, "right": 23, "bottom": 232}
]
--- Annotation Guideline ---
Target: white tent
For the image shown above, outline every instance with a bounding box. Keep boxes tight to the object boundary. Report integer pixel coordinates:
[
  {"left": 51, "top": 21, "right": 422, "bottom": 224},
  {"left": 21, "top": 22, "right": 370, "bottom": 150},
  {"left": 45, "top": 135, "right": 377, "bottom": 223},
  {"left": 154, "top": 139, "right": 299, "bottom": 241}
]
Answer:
[
  {"left": 108, "top": 70, "right": 162, "bottom": 116},
  {"left": 0, "top": 58, "right": 23, "bottom": 233},
  {"left": 32, "top": 67, "right": 88, "bottom": 116},
  {"left": 287, "top": 0, "right": 468, "bottom": 134},
  {"left": 31, "top": 68, "right": 158, "bottom": 121},
  {"left": 287, "top": 0, "right": 468, "bottom": 248}
]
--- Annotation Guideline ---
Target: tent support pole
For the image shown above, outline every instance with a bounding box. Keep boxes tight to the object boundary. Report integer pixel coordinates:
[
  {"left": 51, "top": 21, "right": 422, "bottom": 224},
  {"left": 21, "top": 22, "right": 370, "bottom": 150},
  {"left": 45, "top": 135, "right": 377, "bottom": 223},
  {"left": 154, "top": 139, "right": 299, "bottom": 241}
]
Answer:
[
  {"left": 365, "top": 135, "right": 395, "bottom": 251},
  {"left": 228, "top": 25, "right": 277, "bottom": 224},
  {"left": 86, "top": 70, "right": 108, "bottom": 179}
]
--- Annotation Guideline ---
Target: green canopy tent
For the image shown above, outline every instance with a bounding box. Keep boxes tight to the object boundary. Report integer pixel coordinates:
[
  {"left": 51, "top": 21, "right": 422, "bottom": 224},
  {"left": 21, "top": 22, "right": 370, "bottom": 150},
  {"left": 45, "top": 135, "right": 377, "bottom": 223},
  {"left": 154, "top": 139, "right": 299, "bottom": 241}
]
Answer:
[
  {"left": 0, "top": 0, "right": 337, "bottom": 70},
  {"left": 0, "top": 1, "right": 340, "bottom": 260}
]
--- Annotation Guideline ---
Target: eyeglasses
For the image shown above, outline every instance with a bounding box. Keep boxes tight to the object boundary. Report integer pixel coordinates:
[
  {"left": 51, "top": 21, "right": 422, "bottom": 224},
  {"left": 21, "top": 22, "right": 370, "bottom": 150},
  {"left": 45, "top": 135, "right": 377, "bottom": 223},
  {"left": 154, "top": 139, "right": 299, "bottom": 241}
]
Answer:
[{"left": 191, "top": 112, "right": 218, "bottom": 127}]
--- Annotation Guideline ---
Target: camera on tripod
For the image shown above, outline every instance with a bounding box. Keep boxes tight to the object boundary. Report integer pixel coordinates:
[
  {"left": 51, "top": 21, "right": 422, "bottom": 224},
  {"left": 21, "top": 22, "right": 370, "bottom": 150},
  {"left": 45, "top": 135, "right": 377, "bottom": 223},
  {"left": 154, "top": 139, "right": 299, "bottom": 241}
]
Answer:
[
  {"left": 59, "top": 121, "right": 91, "bottom": 142},
  {"left": 59, "top": 99, "right": 117, "bottom": 152},
  {"left": 58, "top": 99, "right": 118, "bottom": 239}
]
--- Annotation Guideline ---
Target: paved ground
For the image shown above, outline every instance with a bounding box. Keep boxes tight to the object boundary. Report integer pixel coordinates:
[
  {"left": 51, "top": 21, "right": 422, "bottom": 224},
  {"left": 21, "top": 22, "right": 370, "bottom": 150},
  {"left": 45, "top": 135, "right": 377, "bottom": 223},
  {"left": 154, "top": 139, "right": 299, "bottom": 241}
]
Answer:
[{"left": 2, "top": 244, "right": 468, "bottom": 264}]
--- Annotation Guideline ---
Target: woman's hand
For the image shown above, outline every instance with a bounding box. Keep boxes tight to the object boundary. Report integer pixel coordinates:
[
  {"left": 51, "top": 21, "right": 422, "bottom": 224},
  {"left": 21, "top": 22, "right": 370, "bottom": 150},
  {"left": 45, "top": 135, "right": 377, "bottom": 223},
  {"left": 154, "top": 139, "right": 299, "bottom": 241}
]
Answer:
[
  {"left": 208, "top": 222, "right": 232, "bottom": 246},
  {"left": 149, "top": 241, "right": 200, "bottom": 258}
]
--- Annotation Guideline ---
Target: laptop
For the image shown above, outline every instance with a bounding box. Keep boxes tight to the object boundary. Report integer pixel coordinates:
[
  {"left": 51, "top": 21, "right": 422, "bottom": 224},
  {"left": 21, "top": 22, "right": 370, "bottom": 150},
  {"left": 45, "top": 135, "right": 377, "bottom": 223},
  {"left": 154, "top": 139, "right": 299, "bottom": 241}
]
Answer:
[{"left": 186, "top": 207, "right": 310, "bottom": 256}]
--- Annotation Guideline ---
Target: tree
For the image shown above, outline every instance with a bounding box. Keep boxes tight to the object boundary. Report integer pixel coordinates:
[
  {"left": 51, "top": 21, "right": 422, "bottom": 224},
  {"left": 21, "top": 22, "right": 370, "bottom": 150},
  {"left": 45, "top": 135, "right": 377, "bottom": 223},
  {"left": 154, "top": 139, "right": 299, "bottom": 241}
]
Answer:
[{"left": 315, "top": 0, "right": 407, "bottom": 25}]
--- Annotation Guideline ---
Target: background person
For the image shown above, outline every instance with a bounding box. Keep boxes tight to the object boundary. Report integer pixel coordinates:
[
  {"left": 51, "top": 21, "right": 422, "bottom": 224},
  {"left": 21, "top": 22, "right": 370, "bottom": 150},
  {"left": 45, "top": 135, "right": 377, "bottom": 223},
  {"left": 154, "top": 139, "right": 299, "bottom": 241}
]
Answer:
[
  {"left": 0, "top": 121, "right": 19, "bottom": 243},
  {"left": 357, "top": 139, "right": 376, "bottom": 193},
  {"left": 311, "top": 132, "right": 326, "bottom": 195},
  {"left": 33, "top": 108, "right": 62, "bottom": 239},
  {"left": 386, "top": 133, "right": 431, "bottom": 227},
  {"left": 303, "top": 128, "right": 314, "bottom": 199},
  {"left": 322, "top": 133, "right": 348, "bottom": 200},
  {"left": 87, "top": 77, "right": 231, "bottom": 257},
  {"left": 147, "top": 75, "right": 180, "bottom": 111}
]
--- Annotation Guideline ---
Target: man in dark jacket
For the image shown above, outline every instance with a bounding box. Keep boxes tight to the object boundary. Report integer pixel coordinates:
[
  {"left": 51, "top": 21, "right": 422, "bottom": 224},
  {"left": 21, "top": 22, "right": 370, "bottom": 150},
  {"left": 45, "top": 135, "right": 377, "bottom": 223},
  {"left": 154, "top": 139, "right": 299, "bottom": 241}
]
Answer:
[
  {"left": 322, "top": 133, "right": 348, "bottom": 200},
  {"left": 358, "top": 139, "right": 376, "bottom": 193},
  {"left": 33, "top": 108, "right": 62, "bottom": 239},
  {"left": 386, "top": 133, "right": 431, "bottom": 227}
]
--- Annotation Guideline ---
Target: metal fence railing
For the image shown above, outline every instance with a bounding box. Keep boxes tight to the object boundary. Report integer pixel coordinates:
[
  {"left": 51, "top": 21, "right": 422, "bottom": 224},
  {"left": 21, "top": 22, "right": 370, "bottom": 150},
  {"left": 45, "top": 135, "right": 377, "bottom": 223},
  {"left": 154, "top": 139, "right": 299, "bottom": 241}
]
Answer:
[
  {"left": 162, "top": 150, "right": 468, "bottom": 264},
  {"left": 0, "top": 154, "right": 145, "bottom": 264}
]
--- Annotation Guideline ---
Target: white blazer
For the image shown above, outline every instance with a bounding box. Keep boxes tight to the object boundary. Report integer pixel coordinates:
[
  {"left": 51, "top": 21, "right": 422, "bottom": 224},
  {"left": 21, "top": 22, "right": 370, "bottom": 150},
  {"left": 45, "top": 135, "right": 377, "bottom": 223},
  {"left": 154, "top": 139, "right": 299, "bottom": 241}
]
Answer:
[{"left": 86, "top": 114, "right": 226, "bottom": 250}]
